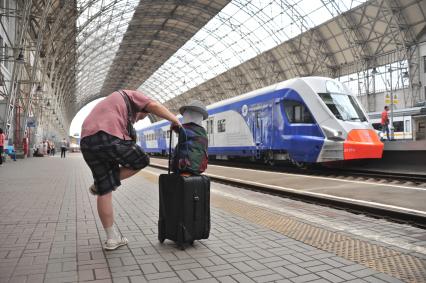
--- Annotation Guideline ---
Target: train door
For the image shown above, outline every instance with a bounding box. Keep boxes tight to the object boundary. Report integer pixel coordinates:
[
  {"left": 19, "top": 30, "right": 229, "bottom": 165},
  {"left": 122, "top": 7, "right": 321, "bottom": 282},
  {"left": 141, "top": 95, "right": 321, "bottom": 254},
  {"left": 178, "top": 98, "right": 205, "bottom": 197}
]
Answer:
[
  {"left": 252, "top": 111, "right": 263, "bottom": 146},
  {"left": 250, "top": 110, "right": 268, "bottom": 160},
  {"left": 206, "top": 117, "right": 214, "bottom": 146},
  {"left": 282, "top": 99, "right": 322, "bottom": 163}
]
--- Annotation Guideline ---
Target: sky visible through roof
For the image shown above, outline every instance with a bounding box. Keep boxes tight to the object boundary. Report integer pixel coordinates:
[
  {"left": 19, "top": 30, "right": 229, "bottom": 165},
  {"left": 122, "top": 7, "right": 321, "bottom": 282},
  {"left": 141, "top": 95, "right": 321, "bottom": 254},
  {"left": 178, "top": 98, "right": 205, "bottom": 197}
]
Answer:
[
  {"left": 71, "top": 0, "right": 368, "bottom": 136},
  {"left": 138, "top": 0, "right": 367, "bottom": 102}
]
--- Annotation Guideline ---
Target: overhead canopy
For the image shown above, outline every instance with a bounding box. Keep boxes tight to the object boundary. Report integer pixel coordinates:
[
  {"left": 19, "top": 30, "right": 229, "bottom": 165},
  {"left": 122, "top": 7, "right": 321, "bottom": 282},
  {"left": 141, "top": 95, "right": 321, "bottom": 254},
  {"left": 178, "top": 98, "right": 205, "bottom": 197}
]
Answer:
[
  {"left": 157, "top": 0, "right": 426, "bottom": 113},
  {"left": 76, "top": 0, "right": 230, "bottom": 110}
]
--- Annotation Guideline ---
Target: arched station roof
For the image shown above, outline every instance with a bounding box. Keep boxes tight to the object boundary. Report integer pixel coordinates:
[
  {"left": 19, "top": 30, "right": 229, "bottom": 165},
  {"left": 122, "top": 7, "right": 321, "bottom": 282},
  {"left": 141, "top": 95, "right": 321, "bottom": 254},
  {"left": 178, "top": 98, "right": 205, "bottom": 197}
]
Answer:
[
  {"left": 148, "top": 0, "right": 426, "bottom": 114},
  {"left": 22, "top": 0, "right": 426, "bottom": 127},
  {"left": 76, "top": 0, "right": 230, "bottom": 110}
]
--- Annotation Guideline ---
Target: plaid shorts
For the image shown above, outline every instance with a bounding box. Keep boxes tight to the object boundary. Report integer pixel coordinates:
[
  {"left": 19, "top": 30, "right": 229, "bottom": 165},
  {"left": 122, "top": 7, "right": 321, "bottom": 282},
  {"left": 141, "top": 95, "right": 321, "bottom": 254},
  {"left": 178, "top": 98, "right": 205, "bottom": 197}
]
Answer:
[{"left": 80, "top": 131, "right": 150, "bottom": 195}]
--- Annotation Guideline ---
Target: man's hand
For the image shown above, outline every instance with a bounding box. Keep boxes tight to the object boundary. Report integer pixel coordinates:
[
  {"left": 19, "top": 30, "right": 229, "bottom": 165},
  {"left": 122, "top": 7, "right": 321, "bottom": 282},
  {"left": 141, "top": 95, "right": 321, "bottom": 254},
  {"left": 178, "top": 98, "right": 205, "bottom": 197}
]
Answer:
[{"left": 171, "top": 120, "right": 182, "bottom": 133}]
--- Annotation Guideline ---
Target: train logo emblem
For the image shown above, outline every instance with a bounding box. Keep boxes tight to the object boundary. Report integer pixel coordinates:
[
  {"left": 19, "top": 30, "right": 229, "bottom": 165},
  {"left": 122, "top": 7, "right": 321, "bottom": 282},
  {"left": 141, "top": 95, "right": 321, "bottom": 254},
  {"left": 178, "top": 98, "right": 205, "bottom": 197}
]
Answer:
[{"left": 241, "top": 104, "right": 248, "bottom": 117}]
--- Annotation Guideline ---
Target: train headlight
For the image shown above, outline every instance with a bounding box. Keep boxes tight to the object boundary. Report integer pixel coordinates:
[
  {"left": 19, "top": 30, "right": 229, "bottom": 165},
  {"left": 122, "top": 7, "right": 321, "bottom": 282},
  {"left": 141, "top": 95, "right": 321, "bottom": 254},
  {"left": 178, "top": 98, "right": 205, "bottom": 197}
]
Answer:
[{"left": 322, "top": 126, "right": 344, "bottom": 141}]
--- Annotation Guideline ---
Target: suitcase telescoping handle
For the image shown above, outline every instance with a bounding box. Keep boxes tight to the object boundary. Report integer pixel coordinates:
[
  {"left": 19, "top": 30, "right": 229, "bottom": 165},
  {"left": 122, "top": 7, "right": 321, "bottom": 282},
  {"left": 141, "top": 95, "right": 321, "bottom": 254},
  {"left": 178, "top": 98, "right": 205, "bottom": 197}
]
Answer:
[{"left": 168, "top": 128, "right": 172, "bottom": 174}]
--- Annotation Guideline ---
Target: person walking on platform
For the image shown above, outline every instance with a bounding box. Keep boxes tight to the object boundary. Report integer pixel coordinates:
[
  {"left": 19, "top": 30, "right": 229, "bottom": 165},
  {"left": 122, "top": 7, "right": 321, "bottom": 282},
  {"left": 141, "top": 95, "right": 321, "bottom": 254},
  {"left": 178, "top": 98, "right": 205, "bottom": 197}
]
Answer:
[
  {"left": 0, "top": 128, "right": 5, "bottom": 166},
  {"left": 51, "top": 143, "right": 55, "bottom": 156},
  {"left": 80, "top": 89, "right": 181, "bottom": 250},
  {"left": 60, "top": 138, "right": 67, "bottom": 158},
  {"left": 42, "top": 140, "right": 48, "bottom": 155},
  {"left": 381, "top": 105, "right": 390, "bottom": 141}
]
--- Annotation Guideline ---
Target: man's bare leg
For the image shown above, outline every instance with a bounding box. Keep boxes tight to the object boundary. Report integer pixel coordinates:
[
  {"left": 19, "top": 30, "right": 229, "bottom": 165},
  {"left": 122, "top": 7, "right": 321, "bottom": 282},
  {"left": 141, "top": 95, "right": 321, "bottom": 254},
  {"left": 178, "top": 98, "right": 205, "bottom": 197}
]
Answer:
[
  {"left": 97, "top": 191, "right": 129, "bottom": 250},
  {"left": 97, "top": 168, "right": 141, "bottom": 228},
  {"left": 119, "top": 166, "right": 141, "bottom": 180},
  {"left": 94, "top": 168, "right": 141, "bottom": 249},
  {"left": 97, "top": 192, "right": 114, "bottom": 229}
]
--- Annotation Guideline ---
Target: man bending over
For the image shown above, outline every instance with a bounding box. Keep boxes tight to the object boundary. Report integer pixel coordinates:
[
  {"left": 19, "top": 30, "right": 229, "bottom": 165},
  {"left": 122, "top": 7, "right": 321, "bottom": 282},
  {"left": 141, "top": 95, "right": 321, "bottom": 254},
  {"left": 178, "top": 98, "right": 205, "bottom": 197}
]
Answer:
[{"left": 80, "top": 90, "right": 181, "bottom": 250}]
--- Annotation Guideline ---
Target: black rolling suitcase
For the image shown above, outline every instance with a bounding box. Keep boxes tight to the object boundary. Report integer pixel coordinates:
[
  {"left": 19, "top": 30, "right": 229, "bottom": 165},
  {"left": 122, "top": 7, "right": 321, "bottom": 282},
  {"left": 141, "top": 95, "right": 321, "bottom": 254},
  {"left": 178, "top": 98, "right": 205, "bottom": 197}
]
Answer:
[{"left": 158, "top": 131, "right": 210, "bottom": 249}]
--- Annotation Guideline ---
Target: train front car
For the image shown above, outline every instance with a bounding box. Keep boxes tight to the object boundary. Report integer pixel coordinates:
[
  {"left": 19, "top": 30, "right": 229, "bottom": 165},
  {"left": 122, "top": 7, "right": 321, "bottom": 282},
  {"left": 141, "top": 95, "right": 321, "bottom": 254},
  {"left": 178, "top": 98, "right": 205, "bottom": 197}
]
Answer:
[{"left": 291, "top": 77, "right": 384, "bottom": 162}]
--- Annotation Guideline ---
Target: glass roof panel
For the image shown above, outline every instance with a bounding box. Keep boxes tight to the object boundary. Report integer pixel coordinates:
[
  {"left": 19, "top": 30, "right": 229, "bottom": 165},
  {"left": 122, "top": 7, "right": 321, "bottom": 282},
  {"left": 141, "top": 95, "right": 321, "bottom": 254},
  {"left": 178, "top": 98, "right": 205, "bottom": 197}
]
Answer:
[
  {"left": 139, "top": 0, "right": 367, "bottom": 103},
  {"left": 76, "top": 0, "right": 139, "bottom": 105}
]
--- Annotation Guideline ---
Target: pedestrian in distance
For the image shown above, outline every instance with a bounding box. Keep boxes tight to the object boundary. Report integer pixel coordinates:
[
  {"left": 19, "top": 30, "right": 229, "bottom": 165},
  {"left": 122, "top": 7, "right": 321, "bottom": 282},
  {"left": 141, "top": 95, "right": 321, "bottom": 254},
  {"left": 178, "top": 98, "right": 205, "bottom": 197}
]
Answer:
[
  {"left": 381, "top": 105, "right": 390, "bottom": 141},
  {"left": 47, "top": 140, "right": 51, "bottom": 155},
  {"left": 0, "top": 128, "right": 5, "bottom": 166},
  {"left": 51, "top": 143, "right": 55, "bottom": 156},
  {"left": 80, "top": 89, "right": 181, "bottom": 250},
  {"left": 42, "top": 140, "right": 48, "bottom": 155},
  {"left": 60, "top": 138, "right": 67, "bottom": 158}
]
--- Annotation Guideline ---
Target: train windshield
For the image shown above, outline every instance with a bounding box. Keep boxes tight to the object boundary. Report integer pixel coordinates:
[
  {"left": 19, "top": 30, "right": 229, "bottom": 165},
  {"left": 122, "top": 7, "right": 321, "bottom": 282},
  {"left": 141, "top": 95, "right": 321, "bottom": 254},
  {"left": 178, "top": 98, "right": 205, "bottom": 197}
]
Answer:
[{"left": 319, "top": 93, "right": 367, "bottom": 122}]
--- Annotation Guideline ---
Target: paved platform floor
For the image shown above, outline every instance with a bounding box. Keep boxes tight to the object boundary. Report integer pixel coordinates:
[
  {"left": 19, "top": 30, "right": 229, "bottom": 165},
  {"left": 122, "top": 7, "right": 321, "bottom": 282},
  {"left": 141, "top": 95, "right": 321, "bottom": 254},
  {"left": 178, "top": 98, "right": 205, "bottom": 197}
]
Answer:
[{"left": 0, "top": 154, "right": 425, "bottom": 283}]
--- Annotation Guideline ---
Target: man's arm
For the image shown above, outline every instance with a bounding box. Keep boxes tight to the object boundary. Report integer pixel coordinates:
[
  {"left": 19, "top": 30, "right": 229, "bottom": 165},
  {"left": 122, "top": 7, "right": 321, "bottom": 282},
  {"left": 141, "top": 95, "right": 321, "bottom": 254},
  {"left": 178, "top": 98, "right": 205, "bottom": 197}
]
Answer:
[{"left": 144, "top": 101, "right": 181, "bottom": 127}]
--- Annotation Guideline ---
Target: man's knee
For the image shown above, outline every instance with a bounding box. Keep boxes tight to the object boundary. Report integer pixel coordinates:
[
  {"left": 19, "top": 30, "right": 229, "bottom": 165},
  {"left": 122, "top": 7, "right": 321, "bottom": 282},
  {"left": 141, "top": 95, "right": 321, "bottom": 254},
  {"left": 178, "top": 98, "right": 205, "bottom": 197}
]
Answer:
[{"left": 133, "top": 154, "right": 150, "bottom": 170}]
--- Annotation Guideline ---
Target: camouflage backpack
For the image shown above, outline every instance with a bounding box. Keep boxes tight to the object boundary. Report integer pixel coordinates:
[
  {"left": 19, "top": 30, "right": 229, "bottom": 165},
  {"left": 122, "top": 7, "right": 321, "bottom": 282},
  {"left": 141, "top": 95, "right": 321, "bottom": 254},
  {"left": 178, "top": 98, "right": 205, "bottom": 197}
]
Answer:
[{"left": 172, "top": 123, "right": 208, "bottom": 175}]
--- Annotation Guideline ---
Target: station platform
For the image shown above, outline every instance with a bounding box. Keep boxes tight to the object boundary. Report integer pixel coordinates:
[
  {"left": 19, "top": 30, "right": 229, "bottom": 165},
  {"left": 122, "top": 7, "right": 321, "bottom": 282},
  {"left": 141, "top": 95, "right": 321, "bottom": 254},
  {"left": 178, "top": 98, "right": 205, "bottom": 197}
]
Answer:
[
  {"left": 383, "top": 140, "right": 426, "bottom": 151},
  {"left": 1, "top": 154, "right": 425, "bottom": 283}
]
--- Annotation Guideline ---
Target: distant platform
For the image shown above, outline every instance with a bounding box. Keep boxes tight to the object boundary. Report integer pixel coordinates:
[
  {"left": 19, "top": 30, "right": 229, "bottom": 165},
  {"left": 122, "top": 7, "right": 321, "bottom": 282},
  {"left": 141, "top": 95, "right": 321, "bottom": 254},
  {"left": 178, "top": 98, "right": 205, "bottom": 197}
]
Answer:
[{"left": 383, "top": 139, "right": 426, "bottom": 151}]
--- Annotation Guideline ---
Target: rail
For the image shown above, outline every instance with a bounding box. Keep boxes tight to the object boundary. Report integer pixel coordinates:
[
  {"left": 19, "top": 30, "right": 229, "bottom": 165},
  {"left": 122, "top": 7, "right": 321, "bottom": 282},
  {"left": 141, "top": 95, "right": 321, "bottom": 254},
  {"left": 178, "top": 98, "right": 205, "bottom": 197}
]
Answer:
[{"left": 148, "top": 160, "right": 426, "bottom": 228}]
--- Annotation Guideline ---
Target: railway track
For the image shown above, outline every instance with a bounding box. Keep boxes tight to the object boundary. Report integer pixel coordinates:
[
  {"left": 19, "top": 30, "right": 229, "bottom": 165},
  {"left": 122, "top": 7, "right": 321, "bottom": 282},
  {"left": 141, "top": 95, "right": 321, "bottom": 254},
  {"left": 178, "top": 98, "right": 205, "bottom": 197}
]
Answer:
[
  {"left": 148, "top": 158, "right": 426, "bottom": 228},
  {"left": 311, "top": 168, "right": 426, "bottom": 186},
  {"left": 151, "top": 157, "right": 426, "bottom": 186}
]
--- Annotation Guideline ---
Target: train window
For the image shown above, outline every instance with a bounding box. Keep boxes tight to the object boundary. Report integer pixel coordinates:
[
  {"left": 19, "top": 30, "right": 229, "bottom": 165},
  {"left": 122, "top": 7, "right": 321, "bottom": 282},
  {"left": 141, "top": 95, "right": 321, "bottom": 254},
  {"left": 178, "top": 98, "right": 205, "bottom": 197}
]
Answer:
[
  {"left": 393, "top": 121, "right": 404, "bottom": 132},
  {"left": 319, "top": 93, "right": 367, "bottom": 122},
  {"left": 217, "top": 119, "right": 226, "bottom": 132},
  {"left": 294, "top": 105, "right": 302, "bottom": 122},
  {"left": 284, "top": 100, "right": 314, "bottom": 123},
  {"left": 207, "top": 120, "right": 214, "bottom": 134}
]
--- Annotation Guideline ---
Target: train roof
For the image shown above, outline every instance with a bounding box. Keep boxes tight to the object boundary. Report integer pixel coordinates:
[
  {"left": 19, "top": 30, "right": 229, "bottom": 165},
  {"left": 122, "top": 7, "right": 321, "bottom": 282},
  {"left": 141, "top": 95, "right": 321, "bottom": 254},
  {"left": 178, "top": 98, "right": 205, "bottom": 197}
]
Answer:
[
  {"left": 368, "top": 107, "right": 425, "bottom": 119},
  {"left": 141, "top": 76, "right": 340, "bottom": 130},
  {"left": 206, "top": 76, "right": 335, "bottom": 111}
]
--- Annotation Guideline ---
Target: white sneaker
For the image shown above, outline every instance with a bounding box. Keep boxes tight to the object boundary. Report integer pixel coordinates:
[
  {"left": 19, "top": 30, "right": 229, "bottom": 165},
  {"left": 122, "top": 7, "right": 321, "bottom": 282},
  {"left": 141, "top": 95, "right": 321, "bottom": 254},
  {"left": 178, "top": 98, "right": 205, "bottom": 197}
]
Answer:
[{"left": 104, "top": 236, "right": 128, "bottom": 251}]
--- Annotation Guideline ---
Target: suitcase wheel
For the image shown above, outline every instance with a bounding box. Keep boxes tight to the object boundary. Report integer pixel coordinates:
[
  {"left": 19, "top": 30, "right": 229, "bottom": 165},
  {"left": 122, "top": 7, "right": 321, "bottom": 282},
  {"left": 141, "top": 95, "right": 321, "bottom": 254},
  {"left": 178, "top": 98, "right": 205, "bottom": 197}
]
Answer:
[
  {"left": 158, "top": 220, "right": 165, "bottom": 243},
  {"left": 190, "top": 240, "right": 194, "bottom": 246},
  {"left": 158, "top": 234, "right": 165, "bottom": 243}
]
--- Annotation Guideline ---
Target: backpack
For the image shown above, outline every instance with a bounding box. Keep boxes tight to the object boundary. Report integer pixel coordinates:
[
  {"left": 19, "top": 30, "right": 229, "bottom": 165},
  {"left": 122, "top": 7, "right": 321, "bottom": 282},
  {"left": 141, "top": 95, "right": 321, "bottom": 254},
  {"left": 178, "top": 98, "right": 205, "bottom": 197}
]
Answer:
[{"left": 172, "top": 123, "right": 208, "bottom": 175}]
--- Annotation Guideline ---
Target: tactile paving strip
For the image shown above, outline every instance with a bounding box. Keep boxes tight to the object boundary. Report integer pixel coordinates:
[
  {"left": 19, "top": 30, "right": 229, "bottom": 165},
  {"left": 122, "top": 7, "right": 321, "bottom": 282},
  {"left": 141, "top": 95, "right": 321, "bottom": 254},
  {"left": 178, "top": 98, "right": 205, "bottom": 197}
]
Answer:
[{"left": 212, "top": 194, "right": 426, "bottom": 283}]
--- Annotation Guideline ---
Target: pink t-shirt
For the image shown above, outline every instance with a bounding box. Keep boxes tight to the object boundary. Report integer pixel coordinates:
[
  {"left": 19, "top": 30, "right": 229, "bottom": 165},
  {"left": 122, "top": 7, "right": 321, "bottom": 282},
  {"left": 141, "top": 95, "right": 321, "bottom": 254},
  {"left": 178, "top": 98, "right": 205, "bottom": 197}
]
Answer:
[{"left": 81, "top": 90, "right": 152, "bottom": 140}]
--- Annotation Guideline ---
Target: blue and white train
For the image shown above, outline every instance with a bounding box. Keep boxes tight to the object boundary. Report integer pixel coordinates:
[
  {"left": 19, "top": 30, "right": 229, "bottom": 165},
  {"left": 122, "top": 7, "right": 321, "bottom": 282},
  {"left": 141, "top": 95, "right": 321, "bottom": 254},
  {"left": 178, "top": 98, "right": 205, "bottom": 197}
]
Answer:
[{"left": 137, "top": 77, "right": 383, "bottom": 165}]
